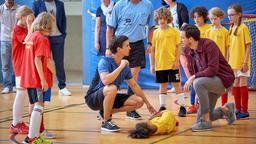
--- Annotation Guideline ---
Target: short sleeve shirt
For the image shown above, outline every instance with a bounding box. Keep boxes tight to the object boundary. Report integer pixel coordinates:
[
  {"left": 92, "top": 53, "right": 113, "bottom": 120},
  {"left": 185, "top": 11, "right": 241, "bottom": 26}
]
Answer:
[
  {"left": 20, "top": 31, "right": 53, "bottom": 88},
  {"left": 97, "top": 57, "right": 132, "bottom": 89}
]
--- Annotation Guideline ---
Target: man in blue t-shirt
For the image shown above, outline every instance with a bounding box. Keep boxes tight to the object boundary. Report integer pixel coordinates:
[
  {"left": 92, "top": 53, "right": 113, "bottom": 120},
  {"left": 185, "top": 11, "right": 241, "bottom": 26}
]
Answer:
[
  {"left": 106, "top": 0, "right": 155, "bottom": 120},
  {"left": 85, "top": 36, "right": 156, "bottom": 132}
]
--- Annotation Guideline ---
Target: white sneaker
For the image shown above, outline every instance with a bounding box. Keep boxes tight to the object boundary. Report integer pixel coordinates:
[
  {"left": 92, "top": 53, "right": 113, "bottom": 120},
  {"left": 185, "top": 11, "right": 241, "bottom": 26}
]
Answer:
[
  {"left": 1, "top": 87, "right": 10, "bottom": 94},
  {"left": 12, "top": 87, "right": 16, "bottom": 93},
  {"left": 59, "top": 88, "right": 71, "bottom": 96},
  {"left": 167, "top": 87, "right": 176, "bottom": 93}
]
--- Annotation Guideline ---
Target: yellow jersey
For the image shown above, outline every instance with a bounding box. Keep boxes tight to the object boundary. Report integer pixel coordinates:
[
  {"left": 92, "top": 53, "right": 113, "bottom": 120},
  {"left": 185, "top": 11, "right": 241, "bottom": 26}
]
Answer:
[
  {"left": 229, "top": 23, "right": 251, "bottom": 70},
  {"left": 152, "top": 27, "right": 180, "bottom": 71},
  {"left": 150, "top": 110, "right": 176, "bottom": 135},
  {"left": 198, "top": 24, "right": 211, "bottom": 38},
  {"left": 206, "top": 26, "right": 230, "bottom": 57}
]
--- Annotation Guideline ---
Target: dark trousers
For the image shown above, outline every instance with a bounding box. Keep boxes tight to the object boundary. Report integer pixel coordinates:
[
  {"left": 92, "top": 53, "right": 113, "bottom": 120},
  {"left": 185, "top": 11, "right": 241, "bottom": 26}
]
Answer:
[{"left": 49, "top": 35, "right": 66, "bottom": 89}]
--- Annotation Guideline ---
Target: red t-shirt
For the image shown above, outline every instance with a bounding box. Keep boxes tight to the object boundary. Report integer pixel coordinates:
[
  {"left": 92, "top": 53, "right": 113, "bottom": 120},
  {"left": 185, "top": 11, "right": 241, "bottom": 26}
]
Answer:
[
  {"left": 12, "top": 25, "right": 27, "bottom": 76},
  {"left": 20, "top": 31, "right": 53, "bottom": 88}
]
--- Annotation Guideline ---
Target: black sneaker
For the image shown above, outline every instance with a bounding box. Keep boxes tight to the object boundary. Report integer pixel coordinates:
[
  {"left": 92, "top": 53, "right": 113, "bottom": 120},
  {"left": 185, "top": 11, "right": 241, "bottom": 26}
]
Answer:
[
  {"left": 126, "top": 111, "right": 142, "bottom": 120},
  {"left": 178, "top": 106, "right": 187, "bottom": 117},
  {"left": 96, "top": 110, "right": 112, "bottom": 120},
  {"left": 158, "top": 106, "right": 166, "bottom": 112},
  {"left": 101, "top": 120, "right": 120, "bottom": 132}
]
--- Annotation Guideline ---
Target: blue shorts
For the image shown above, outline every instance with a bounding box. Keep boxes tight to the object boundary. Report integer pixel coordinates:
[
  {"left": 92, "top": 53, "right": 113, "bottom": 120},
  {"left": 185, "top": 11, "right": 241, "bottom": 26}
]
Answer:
[{"left": 27, "top": 88, "right": 52, "bottom": 104}]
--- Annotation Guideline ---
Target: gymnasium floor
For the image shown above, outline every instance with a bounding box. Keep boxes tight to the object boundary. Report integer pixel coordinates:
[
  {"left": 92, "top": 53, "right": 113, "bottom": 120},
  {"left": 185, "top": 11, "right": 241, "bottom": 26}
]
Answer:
[{"left": 0, "top": 85, "right": 255, "bottom": 144}]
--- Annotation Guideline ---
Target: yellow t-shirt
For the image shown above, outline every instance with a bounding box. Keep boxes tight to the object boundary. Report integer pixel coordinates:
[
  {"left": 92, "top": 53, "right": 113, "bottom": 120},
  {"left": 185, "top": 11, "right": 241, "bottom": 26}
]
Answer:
[
  {"left": 198, "top": 24, "right": 211, "bottom": 38},
  {"left": 229, "top": 23, "right": 251, "bottom": 70},
  {"left": 150, "top": 110, "right": 176, "bottom": 135},
  {"left": 206, "top": 26, "right": 230, "bottom": 57},
  {"left": 152, "top": 27, "right": 180, "bottom": 71}
]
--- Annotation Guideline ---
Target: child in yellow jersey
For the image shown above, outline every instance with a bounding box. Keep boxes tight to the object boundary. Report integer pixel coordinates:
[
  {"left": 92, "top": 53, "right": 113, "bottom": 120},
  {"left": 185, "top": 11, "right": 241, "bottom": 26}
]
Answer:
[
  {"left": 129, "top": 110, "right": 178, "bottom": 138},
  {"left": 207, "top": 7, "right": 230, "bottom": 106},
  {"left": 228, "top": 4, "right": 251, "bottom": 119},
  {"left": 150, "top": 7, "right": 186, "bottom": 117},
  {"left": 190, "top": 6, "right": 211, "bottom": 38},
  {"left": 184, "top": 6, "right": 211, "bottom": 114}
]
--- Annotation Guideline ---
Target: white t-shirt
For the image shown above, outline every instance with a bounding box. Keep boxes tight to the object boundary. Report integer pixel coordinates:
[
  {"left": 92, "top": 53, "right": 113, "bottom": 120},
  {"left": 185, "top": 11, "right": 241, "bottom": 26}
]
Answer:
[
  {"left": 170, "top": 5, "right": 179, "bottom": 29},
  {"left": 45, "top": 1, "right": 62, "bottom": 36}
]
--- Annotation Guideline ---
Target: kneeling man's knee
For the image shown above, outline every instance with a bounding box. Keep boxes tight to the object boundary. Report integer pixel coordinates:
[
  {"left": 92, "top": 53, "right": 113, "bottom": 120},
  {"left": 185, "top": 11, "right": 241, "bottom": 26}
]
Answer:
[
  {"left": 193, "top": 78, "right": 203, "bottom": 91},
  {"left": 103, "top": 85, "right": 118, "bottom": 96}
]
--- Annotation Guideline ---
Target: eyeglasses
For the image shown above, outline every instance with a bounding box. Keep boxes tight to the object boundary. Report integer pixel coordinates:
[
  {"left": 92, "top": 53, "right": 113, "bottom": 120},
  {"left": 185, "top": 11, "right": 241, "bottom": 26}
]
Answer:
[{"left": 228, "top": 13, "right": 238, "bottom": 17}]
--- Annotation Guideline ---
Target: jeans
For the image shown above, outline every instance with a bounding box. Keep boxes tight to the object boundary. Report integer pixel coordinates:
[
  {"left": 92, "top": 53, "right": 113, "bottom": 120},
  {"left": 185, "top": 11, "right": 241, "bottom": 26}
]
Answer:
[
  {"left": 1, "top": 41, "right": 15, "bottom": 89},
  {"left": 49, "top": 35, "right": 66, "bottom": 89}
]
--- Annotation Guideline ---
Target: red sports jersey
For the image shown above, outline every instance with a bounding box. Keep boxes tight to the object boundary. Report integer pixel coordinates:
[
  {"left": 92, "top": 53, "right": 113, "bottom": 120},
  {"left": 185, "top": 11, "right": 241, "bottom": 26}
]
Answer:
[
  {"left": 12, "top": 25, "right": 27, "bottom": 76},
  {"left": 20, "top": 31, "right": 53, "bottom": 88}
]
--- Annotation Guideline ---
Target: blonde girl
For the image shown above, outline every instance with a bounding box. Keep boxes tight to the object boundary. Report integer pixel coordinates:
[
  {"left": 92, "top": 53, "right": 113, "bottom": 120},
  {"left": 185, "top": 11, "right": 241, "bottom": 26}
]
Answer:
[
  {"left": 207, "top": 7, "right": 230, "bottom": 106},
  {"left": 21, "top": 12, "right": 55, "bottom": 144},
  {"left": 10, "top": 5, "right": 34, "bottom": 134}
]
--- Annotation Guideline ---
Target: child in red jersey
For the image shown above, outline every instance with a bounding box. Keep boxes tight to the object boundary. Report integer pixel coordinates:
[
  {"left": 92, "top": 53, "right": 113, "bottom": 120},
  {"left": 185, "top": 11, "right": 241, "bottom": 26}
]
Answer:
[
  {"left": 21, "top": 12, "right": 55, "bottom": 144},
  {"left": 10, "top": 5, "right": 34, "bottom": 134}
]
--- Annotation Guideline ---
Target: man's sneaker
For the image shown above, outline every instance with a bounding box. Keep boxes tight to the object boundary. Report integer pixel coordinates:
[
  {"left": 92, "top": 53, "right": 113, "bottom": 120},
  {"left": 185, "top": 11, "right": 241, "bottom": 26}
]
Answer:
[
  {"left": 1, "top": 87, "right": 10, "bottom": 94},
  {"left": 126, "top": 111, "right": 142, "bottom": 120},
  {"left": 237, "top": 111, "right": 250, "bottom": 119},
  {"left": 158, "top": 106, "right": 166, "bottom": 112},
  {"left": 101, "top": 120, "right": 120, "bottom": 132},
  {"left": 41, "top": 130, "right": 56, "bottom": 139},
  {"left": 178, "top": 106, "right": 187, "bottom": 117},
  {"left": 12, "top": 87, "right": 17, "bottom": 93},
  {"left": 224, "top": 103, "right": 236, "bottom": 125},
  {"left": 59, "top": 88, "right": 71, "bottom": 96},
  {"left": 187, "top": 105, "right": 198, "bottom": 114},
  {"left": 192, "top": 119, "right": 212, "bottom": 132},
  {"left": 10, "top": 122, "right": 29, "bottom": 134}
]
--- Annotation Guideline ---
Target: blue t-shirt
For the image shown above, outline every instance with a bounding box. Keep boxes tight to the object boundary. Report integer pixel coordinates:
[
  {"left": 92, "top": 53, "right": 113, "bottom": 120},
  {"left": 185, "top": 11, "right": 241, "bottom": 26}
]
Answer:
[
  {"left": 97, "top": 57, "right": 133, "bottom": 89},
  {"left": 108, "top": 0, "right": 154, "bottom": 42}
]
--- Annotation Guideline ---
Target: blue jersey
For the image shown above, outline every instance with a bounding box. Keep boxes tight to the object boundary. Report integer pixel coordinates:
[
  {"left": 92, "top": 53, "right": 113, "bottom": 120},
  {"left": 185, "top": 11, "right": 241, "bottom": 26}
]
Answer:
[
  {"left": 97, "top": 57, "right": 133, "bottom": 89},
  {"left": 108, "top": 0, "right": 154, "bottom": 42}
]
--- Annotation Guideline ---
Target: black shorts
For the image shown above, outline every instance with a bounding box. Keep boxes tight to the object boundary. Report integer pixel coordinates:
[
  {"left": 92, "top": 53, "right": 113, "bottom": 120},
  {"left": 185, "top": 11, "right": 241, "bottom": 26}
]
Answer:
[
  {"left": 27, "top": 88, "right": 44, "bottom": 104},
  {"left": 124, "top": 40, "right": 146, "bottom": 68},
  {"left": 156, "top": 69, "right": 180, "bottom": 83},
  {"left": 85, "top": 87, "right": 130, "bottom": 111}
]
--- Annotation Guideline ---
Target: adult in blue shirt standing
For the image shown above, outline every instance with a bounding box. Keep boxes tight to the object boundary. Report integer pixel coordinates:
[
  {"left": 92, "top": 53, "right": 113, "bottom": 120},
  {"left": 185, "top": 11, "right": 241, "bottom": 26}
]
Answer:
[
  {"left": 106, "top": 0, "right": 155, "bottom": 120},
  {"left": 32, "top": 0, "right": 71, "bottom": 96},
  {"left": 85, "top": 36, "right": 156, "bottom": 132}
]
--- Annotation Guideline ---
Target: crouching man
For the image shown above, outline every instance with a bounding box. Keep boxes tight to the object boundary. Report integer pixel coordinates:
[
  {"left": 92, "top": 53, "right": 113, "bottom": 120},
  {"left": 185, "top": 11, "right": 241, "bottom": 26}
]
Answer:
[{"left": 85, "top": 35, "right": 156, "bottom": 132}]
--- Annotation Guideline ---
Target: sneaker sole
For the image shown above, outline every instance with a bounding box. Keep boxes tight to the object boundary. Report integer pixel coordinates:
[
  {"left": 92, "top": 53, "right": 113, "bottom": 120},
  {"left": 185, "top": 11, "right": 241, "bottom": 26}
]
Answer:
[
  {"left": 192, "top": 128, "right": 212, "bottom": 132},
  {"left": 125, "top": 116, "right": 142, "bottom": 120},
  {"left": 237, "top": 117, "right": 250, "bottom": 120},
  {"left": 58, "top": 92, "right": 71, "bottom": 96},
  {"left": 101, "top": 127, "right": 120, "bottom": 132}
]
